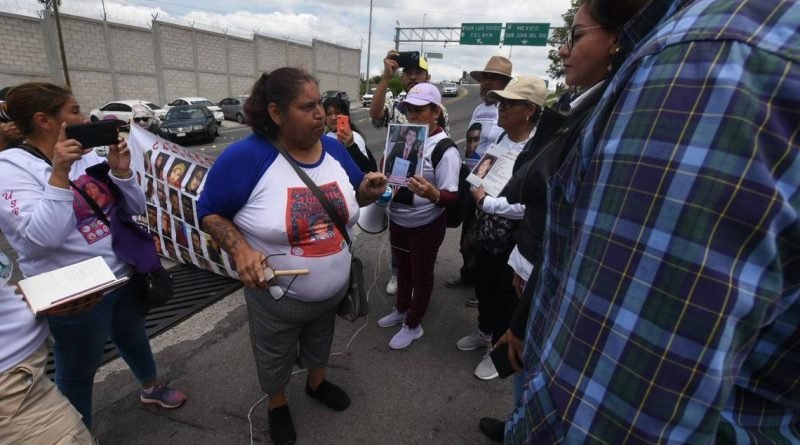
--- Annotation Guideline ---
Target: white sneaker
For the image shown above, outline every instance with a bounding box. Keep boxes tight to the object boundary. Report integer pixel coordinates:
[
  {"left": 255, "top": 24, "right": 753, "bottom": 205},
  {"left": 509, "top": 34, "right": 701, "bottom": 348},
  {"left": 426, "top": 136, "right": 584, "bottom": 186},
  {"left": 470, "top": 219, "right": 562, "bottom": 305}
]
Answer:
[
  {"left": 389, "top": 324, "right": 423, "bottom": 350},
  {"left": 377, "top": 308, "right": 406, "bottom": 328},
  {"left": 456, "top": 329, "right": 493, "bottom": 351},
  {"left": 385, "top": 274, "right": 398, "bottom": 295},
  {"left": 474, "top": 349, "right": 499, "bottom": 380}
]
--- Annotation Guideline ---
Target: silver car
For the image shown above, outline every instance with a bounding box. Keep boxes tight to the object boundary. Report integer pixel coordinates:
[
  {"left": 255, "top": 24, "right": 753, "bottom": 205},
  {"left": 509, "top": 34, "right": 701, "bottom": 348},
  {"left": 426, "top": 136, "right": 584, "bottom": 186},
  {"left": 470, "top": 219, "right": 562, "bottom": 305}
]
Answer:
[{"left": 219, "top": 95, "right": 249, "bottom": 123}]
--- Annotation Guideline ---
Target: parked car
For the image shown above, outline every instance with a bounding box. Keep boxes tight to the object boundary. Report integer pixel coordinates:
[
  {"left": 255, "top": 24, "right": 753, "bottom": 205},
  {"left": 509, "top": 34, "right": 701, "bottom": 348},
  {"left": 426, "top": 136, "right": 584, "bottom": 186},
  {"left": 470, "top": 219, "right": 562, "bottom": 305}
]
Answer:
[
  {"left": 442, "top": 82, "right": 458, "bottom": 97},
  {"left": 89, "top": 100, "right": 167, "bottom": 128},
  {"left": 361, "top": 88, "right": 393, "bottom": 107},
  {"left": 322, "top": 90, "right": 350, "bottom": 104},
  {"left": 165, "top": 97, "right": 224, "bottom": 124},
  {"left": 159, "top": 105, "right": 218, "bottom": 144},
  {"left": 218, "top": 95, "right": 248, "bottom": 123}
]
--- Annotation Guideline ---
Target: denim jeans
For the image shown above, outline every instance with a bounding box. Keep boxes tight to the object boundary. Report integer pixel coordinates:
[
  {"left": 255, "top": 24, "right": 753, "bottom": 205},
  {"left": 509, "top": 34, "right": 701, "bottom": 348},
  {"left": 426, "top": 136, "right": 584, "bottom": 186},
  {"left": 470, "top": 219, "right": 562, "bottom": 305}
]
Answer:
[{"left": 47, "top": 281, "right": 157, "bottom": 427}]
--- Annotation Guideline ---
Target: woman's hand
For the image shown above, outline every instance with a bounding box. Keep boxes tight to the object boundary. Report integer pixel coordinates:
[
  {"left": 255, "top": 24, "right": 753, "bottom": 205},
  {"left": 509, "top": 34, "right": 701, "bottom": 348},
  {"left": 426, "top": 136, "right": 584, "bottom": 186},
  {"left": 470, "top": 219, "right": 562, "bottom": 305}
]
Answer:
[
  {"left": 495, "top": 329, "right": 524, "bottom": 372},
  {"left": 49, "top": 123, "right": 89, "bottom": 189},
  {"left": 233, "top": 245, "right": 268, "bottom": 289},
  {"left": 471, "top": 184, "right": 486, "bottom": 203},
  {"left": 357, "top": 172, "right": 388, "bottom": 205},
  {"left": 512, "top": 272, "right": 526, "bottom": 298},
  {"left": 408, "top": 175, "right": 439, "bottom": 203},
  {"left": 107, "top": 136, "right": 132, "bottom": 178},
  {"left": 337, "top": 126, "right": 355, "bottom": 147}
]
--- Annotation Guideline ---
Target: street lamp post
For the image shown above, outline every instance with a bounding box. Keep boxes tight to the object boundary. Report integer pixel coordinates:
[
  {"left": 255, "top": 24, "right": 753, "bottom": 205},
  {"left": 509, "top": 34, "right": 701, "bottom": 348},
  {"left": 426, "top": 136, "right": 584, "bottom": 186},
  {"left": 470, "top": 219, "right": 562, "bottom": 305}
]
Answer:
[
  {"left": 421, "top": 13, "right": 426, "bottom": 54},
  {"left": 365, "top": 0, "right": 374, "bottom": 96}
]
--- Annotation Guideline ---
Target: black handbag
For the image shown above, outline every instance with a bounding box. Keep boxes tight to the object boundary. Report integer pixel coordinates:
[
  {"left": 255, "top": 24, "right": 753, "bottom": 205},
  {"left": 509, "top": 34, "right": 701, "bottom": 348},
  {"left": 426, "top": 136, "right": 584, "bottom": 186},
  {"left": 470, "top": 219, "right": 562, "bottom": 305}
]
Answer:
[
  {"left": 475, "top": 208, "right": 518, "bottom": 255},
  {"left": 132, "top": 267, "right": 174, "bottom": 309},
  {"left": 272, "top": 139, "right": 368, "bottom": 322}
]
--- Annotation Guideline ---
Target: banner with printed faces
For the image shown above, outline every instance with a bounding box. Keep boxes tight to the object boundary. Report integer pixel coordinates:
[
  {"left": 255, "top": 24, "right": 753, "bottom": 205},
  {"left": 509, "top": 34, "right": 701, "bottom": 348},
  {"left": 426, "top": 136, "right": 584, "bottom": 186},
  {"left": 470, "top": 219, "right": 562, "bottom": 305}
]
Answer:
[{"left": 127, "top": 125, "right": 237, "bottom": 279}]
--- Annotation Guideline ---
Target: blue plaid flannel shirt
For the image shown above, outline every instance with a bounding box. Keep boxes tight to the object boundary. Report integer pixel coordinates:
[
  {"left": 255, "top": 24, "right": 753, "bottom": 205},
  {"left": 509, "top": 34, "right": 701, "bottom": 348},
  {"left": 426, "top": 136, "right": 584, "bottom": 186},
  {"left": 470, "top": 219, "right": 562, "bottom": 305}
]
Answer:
[{"left": 507, "top": 0, "right": 800, "bottom": 443}]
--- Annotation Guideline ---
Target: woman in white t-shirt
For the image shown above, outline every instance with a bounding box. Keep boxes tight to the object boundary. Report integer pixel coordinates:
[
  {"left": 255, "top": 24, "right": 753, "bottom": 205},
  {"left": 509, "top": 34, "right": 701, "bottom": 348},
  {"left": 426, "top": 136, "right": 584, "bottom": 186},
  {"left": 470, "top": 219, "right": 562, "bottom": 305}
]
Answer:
[
  {"left": 376, "top": 83, "right": 461, "bottom": 350},
  {"left": 198, "top": 67, "right": 387, "bottom": 445},
  {"left": 455, "top": 76, "right": 547, "bottom": 381}
]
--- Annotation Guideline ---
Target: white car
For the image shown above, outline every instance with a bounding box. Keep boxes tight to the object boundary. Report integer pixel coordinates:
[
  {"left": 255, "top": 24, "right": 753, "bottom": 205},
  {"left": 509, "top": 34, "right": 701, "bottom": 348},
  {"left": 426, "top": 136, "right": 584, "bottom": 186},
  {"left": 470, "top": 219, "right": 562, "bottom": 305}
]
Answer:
[
  {"left": 165, "top": 97, "right": 224, "bottom": 124},
  {"left": 361, "top": 88, "right": 393, "bottom": 107},
  {"left": 89, "top": 100, "right": 167, "bottom": 125},
  {"left": 442, "top": 83, "right": 458, "bottom": 97}
]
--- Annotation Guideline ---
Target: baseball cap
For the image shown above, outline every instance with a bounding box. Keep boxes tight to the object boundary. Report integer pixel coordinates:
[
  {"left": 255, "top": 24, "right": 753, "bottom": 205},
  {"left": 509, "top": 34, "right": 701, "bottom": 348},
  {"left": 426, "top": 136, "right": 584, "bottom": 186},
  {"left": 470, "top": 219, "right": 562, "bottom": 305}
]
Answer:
[
  {"left": 395, "top": 83, "right": 441, "bottom": 114},
  {"left": 487, "top": 75, "right": 547, "bottom": 107}
]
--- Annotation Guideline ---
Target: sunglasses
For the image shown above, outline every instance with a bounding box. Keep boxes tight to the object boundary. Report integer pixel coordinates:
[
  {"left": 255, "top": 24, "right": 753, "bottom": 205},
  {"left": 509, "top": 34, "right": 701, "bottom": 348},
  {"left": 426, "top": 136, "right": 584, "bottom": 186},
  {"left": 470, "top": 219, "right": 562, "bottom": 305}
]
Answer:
[
  {"left": 498, "top": 99, "right": 529, "bottom": 109},
  {"left": 566, "top": 25, "right": 604, "bottom": 50},
  {"left": 133, "top": 117, "right": 151, "bottom": 123},
  {"left": 466, "top": 136, "right": 480, "bottom": 142}
]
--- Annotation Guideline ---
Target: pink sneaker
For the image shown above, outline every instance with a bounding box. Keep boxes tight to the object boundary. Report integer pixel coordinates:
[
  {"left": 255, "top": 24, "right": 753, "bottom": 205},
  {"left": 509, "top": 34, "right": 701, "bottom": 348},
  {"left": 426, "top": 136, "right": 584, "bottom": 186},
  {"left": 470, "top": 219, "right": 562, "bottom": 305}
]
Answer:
[{"left": 140, "top": 382, "right": 186, "bottom": 409}]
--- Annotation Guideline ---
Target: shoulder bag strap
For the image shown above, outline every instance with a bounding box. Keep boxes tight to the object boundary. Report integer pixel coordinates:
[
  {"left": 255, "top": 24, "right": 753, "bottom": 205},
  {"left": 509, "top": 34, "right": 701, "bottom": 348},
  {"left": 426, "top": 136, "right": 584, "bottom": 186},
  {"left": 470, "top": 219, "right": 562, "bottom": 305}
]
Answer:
[
  {"left": 271, "top": 139, "right": 352, "bottom": 249},
  {"left": 14, "top": 143, "right": 110, "bottom": 226}
]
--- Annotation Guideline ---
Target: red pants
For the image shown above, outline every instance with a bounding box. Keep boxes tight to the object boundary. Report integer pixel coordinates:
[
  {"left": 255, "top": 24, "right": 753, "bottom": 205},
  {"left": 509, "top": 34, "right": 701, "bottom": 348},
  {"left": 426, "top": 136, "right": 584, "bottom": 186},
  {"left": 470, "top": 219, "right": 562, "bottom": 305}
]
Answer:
[{"left": 389, "top": 213, "right": 447, "bottom": 328}]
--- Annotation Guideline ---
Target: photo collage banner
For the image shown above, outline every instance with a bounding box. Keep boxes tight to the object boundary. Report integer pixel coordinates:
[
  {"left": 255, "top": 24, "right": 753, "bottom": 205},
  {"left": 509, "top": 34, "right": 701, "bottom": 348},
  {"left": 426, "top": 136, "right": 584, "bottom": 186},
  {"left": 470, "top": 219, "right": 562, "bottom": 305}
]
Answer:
[{"left": 127, "top": 125, "right": 237, "bottom": 279}]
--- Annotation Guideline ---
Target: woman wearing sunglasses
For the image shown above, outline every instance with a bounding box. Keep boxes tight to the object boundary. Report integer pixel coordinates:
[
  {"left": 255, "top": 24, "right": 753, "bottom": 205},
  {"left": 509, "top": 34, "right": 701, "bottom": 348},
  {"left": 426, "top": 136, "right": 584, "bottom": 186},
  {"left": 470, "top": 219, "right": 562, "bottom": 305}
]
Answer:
[
  {"left": 130, "top": 103, "right": 161, "bottom": 136},
  {"left": 479, "top": 0, "right": 649, "bottom": 441}
]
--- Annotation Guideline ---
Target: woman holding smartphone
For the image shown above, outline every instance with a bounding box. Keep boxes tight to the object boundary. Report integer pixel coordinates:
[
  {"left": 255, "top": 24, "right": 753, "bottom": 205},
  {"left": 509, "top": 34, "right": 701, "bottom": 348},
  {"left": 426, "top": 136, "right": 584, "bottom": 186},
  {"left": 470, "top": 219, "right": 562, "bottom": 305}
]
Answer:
[
  {"left": 0, "top": 82, "right": 185, "bottom": 428},
  {"left": 323, "top": 97, "right": 376, "bottom": 173},
  {"left": 376, "top": 83, "right": 461, "bottom": 350}
]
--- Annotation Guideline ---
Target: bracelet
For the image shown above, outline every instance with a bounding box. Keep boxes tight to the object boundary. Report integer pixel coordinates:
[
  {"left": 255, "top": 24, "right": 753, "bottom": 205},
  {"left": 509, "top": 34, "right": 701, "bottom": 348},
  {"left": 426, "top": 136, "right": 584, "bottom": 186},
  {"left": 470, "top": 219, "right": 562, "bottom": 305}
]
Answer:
[
  {"left": 432, "top": 190, "right": 441, "bottom": 205},
  {"left": 110, "top": 169, "right": 133, "bottom": 179}
]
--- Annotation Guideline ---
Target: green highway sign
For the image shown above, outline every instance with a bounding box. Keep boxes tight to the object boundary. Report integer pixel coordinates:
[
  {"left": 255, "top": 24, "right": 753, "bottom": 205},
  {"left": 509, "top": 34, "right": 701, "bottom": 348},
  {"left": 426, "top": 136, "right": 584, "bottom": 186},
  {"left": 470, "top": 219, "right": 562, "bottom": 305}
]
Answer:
[
  {"left": 460, "top": 23, "right": 502, "bottom": 45},
  {"left": 503, "top": 23, "right": 550, "bottom": 46}
]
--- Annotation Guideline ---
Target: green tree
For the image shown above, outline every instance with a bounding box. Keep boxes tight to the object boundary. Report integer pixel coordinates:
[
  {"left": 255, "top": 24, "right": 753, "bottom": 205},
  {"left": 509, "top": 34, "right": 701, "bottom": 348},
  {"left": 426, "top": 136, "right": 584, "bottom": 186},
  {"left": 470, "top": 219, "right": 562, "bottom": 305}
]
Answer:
[{"left": 546, "top": 0, "right": 581, "bottom": 83}]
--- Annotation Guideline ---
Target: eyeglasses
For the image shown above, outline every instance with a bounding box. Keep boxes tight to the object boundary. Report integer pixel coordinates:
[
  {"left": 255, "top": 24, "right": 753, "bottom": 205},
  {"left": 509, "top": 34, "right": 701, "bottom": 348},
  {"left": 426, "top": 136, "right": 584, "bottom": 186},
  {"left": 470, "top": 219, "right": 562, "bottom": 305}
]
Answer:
[
  {"left": 498, "top": 99, "right": 528, "bottom": 109},
  {"left": 566, "top": 25, "right": 604, "bottom": 50},
  {"left": 133, "top": 117, "right": 151, "bottom": 123}
]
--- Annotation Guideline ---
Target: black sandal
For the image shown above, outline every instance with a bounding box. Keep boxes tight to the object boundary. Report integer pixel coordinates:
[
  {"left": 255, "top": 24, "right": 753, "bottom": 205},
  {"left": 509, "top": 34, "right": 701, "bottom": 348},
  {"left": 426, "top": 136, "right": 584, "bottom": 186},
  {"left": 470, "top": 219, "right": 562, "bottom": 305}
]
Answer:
[
  {"left": 268, "top": 405, "right": 296, "bottom": 445},
  {"left": 305, "top": 379, "right": 351, "bottom": 411}
]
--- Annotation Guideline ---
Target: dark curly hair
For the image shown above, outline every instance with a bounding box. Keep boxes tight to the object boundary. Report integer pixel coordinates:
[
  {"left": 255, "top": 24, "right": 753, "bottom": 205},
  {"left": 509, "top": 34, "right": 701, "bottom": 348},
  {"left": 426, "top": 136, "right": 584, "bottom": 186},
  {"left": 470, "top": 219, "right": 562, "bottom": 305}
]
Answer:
[{"left": 244, "top": 67, "right": 318, "bottom": 138}]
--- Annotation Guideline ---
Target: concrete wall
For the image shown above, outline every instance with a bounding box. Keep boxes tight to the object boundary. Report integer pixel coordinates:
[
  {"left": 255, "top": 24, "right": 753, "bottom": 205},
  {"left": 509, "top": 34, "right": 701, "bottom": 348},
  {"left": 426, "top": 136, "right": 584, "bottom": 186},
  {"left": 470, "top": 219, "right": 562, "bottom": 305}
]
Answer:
[
  {"left": 313, "top": 39, "right": 360, "bottom": 103},
  {"left": 0, "top": 11, "right": 360, "bottom": 110},
  {"left": 0, "top": 12, "right": 51, "bottom": 89}
]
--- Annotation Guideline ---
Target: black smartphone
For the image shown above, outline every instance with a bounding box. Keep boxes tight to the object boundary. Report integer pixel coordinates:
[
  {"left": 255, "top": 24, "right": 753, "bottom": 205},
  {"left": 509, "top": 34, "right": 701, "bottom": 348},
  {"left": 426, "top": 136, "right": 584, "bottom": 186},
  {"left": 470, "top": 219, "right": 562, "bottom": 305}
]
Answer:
[
  {"left": 393, "top": 51, "right": 420, "bottom": 69},
  {"left": 489, "top": 343, "right": 516, "bottom": 379},
  {"left": 65, "top": 121, "right": 120, "bottom": 148}
]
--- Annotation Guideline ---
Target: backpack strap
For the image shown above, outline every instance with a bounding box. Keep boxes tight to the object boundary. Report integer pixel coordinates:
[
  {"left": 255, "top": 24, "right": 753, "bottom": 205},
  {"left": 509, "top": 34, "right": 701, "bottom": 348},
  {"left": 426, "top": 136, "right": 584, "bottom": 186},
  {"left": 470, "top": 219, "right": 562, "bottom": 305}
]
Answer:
[
  {"left": 496, "top": 131, "right": 507, "bottom": 144},
  {"left": 431, "top": 138, "right": 457, "bottom": 170}
]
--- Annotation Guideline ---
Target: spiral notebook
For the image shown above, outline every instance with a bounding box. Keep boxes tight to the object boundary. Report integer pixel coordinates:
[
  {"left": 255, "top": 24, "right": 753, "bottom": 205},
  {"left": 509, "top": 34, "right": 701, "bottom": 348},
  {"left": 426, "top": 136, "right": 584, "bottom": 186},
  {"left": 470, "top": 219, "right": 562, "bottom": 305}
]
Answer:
[{"left": 18, "top": 256, "right": 129, "bottom": 315}]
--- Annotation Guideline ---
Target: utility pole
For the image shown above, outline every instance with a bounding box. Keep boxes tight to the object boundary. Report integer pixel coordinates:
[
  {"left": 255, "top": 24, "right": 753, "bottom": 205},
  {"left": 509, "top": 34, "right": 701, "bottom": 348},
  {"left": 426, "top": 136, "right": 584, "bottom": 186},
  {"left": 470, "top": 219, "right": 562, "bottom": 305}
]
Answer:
[
  {"left": 49, "top": 0, "right": 70, "bottom": 87},
  {"left": 365, "top": 0, "right": 374, "bottom": 94}
]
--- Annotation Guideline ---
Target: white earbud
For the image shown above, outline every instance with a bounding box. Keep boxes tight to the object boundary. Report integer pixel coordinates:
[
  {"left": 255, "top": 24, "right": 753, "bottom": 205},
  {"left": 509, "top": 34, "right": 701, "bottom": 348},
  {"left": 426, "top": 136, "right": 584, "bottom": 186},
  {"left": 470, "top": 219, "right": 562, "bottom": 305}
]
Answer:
[{"left": 269, "top": 285, "right": 284, "bottom": 300}]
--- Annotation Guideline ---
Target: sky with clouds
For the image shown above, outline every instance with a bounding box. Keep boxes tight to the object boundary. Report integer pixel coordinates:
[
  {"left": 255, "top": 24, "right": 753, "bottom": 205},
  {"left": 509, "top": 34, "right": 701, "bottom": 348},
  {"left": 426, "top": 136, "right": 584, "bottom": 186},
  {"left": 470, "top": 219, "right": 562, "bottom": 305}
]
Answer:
[{"left": 1, "top": 0, "right": 574, "bottom": 85}]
